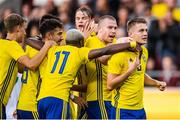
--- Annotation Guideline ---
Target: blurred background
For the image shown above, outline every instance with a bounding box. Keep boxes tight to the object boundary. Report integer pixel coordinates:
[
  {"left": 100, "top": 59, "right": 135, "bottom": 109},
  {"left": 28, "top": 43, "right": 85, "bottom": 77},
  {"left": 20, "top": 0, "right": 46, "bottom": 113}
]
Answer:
[{"left": 0, "top": 0, "right": 179, "bottom": 119}]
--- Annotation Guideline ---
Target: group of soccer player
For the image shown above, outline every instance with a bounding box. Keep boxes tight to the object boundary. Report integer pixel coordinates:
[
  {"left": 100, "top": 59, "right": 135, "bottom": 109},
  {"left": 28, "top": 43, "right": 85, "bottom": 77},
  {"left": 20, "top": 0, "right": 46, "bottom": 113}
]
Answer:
[{"left": 0, "top": 6, "right": 167, "bottom": 119}]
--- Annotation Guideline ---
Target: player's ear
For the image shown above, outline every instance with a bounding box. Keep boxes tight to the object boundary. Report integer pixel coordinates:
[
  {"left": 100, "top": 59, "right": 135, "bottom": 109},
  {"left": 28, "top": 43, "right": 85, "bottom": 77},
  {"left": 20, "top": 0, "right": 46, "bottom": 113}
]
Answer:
[
  {"left": 45, "top": 32, "right": 52, "bottom": 40},
  {"left": 98, "top": 28, "right": 103, "bottom": 35},
  {"left": 128, "top": 30, "right": 133, "bottom": 38},
  {"left": 14, "top": 25, "right": 20, "bottom": 33}
]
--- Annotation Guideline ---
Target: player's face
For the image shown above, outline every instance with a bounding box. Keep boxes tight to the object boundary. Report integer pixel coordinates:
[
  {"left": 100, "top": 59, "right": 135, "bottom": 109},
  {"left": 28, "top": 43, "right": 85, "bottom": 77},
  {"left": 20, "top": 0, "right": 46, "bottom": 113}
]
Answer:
[
  {"left": 129, "top": 23, "right": 148, "bottom": 45},
  {"left": 75, "top": 11, "right": 91, "bottom": 32},
  {"left": 51, "top": 27, "right": 64, "bottom": 45},
  {"left": 16, "top": 23, "right": 26, "bottom": 43},
  {"left": 99, "top": 19, "right": 117, "bottom": 44}
]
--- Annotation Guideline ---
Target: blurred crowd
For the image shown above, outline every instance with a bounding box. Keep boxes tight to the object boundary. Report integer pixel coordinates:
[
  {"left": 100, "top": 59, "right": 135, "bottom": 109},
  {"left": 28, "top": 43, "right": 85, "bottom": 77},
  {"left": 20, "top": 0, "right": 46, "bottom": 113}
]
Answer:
[{"left": 0, "top": 0, "right": 180, "bottom": 86}]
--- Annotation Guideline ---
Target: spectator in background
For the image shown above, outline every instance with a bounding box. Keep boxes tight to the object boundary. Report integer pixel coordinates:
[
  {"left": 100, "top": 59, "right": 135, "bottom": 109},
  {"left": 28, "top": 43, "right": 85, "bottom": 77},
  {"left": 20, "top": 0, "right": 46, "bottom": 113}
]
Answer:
[
  {"left": 59, "top": 12, "right": 74, "bottom": 30},
  {"left": 134, "top": 1, "right": 147, "bottom": 17},
  {"left": 95, "top": 0, "right": 112, "bottom": 17},
  {"left": 58, "top": 0, "right": 75, "bottom": 30},
  {"left": 163, "top": 0, "right": 176, "bottom": 9},
  {"left": 116, "top": 27, "right": 126, "bottom": 38},
  {"left": 21, "top": 3, "right": 32, "bottom": 20},
  {"left": 43, "top": 0, "right": 58, "bottom": 16},
  {"left": 120, "top": 0, "right": 135, "bottom": 16},
  {"left": 57, "top": 0, "right": 79, "bottom": 24},
  {"left": 160, "top": 55, "right": 180, "bottom": 86},
  {"left": 1, "top": 8, "right": 14, "bottom": 21},
  {"left": 147, "top": 58, "right": 156, "bottom": 71},
  {"left": 116, "top": 6, "right": 129, "bottom": 38},
  {"left": 29, "top": 7, "right": 47, "bottom": 20},
  {"left": 117, "top": 6, "right": 129, "bottom": 29},
  {"left": 143, "top": 4, "right": 155, "bottom": 27},
  {"left": 148, "top": 8, "right": 180, "bottom": 69}
]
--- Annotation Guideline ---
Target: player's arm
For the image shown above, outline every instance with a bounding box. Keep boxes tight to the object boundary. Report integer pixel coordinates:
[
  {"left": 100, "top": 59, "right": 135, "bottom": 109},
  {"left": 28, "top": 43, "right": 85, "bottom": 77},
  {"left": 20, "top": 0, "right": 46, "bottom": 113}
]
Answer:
[
  {"left": 18, "top": 63, "right": 24, "bottom": 73},
  {"left": 107, "top": 58, "right": 139, "bottom": 90},
  {"left": 88, "top": 42, "right": 136, "bottom": 60},
  {"left": 70, "top": 94, "right": 88, "bottom": 109},
  {"left": 96, "top": 55, "right": 111, "bottom": 65},
  {"left": 25, "top": 37, "right": 44, "bottom": 50},
  {"left": 83, "top": 20, "right": 97, "bottom": 40},
  {"left": 18, "top": 41, "right": 55, "bottom": 71},
  {"left": 71, "top": 84, "right": 87, "bottom": 92},
  {"left": 144, "top": 73, "right": 166, "bottom": 91},
  {"left": 96, "top": 37, "right": 134, "bottom": 65}
]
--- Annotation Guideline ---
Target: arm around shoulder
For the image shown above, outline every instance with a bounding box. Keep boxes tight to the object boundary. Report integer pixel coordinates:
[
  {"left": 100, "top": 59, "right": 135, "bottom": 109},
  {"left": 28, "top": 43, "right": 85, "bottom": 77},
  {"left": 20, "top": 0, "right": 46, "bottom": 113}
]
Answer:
[
  {"left": 88, "top": 42, "right": 136, "bottom": 60},
  {"left": 25, "top": 37, "right": 44, "bottom": 50},
  {"left": 17, "top": 41, "right": 55, "bottom": 70}
]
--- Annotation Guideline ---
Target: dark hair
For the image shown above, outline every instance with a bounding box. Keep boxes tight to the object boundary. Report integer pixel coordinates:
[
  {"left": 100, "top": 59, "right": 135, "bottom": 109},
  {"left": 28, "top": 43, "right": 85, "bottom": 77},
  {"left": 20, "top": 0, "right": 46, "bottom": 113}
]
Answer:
[
  {"left": 127, "top": 17, "right": 147, "bottom": 32},
  {"left": 39, "top": 19, "right": 63, "bottom": 37},
  {"left": 0, "top": 20, "right": 6, "bottom": 38},
  {"left": 98, "top": 15, "right": 116, "bottom": 26},
  {"left": 76, "top": 6, "right": 93, "bottom": 19},
  {"left": 40, "top": 14, "right": 60, "bottom": 25},
  {"left": 4, "top": 13, "right": 26, "bottom": 33},
  {"left": 26, "top": 19, "right": 39, "bottom": 38}
]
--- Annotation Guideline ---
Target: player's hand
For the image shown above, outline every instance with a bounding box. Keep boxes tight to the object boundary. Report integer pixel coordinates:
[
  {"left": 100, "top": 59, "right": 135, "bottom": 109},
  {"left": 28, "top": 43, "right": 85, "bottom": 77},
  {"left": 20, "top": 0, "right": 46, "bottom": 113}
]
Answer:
[
  {"left": 156, "top": 81, "right": 166, "bottom": 91},
  {"left": 83, "top": 20, "right": 97, "bottom": 39},
  {"left": 44, "top": 40, "right": 57, "bottom": 47},
  {"left": 72, "top": 96, "right": 88, "bottom": 109},
  {"left": 128, "top": 58, "right": 140, "bottom": 73}
]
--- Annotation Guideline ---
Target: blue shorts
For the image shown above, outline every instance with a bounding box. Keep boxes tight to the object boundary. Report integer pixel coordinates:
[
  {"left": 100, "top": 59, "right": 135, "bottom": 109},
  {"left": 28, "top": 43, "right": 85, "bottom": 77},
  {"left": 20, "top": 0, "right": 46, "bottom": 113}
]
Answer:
[
  {"left": 111, "top": 106, "right": 146, "bottom": 119},
  {"left": 17, "top": 109, "right": 38, "bottom": 119},
  {"left": 38, "top": 97, "right": 69, "bottom": 119},
  {"left": 0, "top": 102, "right": 6, "bottom": 119},
  {"left": 86, "top": 100, "right": 112, "bottom": 119}
]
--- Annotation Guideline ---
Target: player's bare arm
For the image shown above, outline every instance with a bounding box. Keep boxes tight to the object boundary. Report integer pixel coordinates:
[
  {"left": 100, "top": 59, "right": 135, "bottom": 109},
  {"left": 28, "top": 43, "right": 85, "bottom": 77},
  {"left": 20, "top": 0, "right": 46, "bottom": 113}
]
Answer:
[
  {"left": 25, "top": 37, "right": 44, "bottom": 50},
  {"left": 96, "top": 55, "right": 111, "bottom": 65},
  {"left": 144, "top": 74, "right": 167, "bottom": 91},
  {"left": 17, "top": 40, "right": 55, "bottom": 71},
  {"left": 70, "top": 94, "right": 88, "bottom": 109},
  {"left": 88, "top": 42, "right": 136, "bottom": 60},
  {"left": 96, "top": 37, "right": 135, "bottom": 65},
  {"left": 71, "top": 84, "right": 87, "bottom": 92}
]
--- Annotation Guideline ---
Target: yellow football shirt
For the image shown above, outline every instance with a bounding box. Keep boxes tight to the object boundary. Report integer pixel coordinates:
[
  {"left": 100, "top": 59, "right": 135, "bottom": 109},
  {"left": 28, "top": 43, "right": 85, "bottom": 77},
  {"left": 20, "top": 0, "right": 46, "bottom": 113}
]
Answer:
[
  {"left": 108, "top": 46, "right": 148, "bottom": 110},
  {"left": 0, "top": 39, "right": 26, "bottom": 105},
  {"left": 38, "top": 45, "right": 90, "bottom": 102},
  {"left": 17, "top": 45, "right": 41, "bottom": 111},
  {"left": 84, "top": 35, "right": 112, "bottom": 101},
  {"left": 69, "top": 78, "right": 79, "bottom": 119}
]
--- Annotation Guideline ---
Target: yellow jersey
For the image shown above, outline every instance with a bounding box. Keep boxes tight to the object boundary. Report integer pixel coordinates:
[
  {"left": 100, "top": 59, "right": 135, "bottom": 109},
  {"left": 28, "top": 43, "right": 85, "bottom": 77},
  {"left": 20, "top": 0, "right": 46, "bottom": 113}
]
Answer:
[
  {"left": 69, "top": 78, "right": 79, "bottom": 119},
  {"left": 108, "top": 46, "right": 148, "bottom": 110},
  {"left": 0, "top": 39, "right": 26, "bottom": 105},
  {"left": 38, "top": 45, "right": 90, "bottom": 102},
  {"left": 84, "top": 35, "right": 111, "bottom": 101},
  {"left": 17, "top": 45, "right": 41, "bottom": 111}
]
